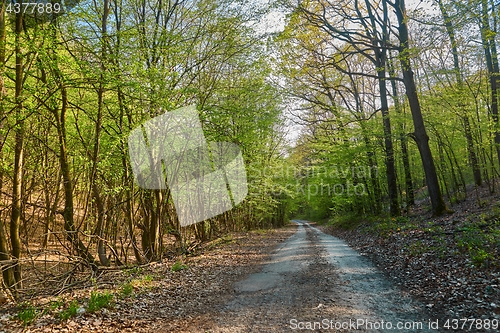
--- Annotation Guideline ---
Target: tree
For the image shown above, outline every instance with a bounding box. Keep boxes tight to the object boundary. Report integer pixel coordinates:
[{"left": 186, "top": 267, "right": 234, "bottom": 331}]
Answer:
[
  {"left": 390, "top": 0, "right": 448, "bottom": 215},
  {"left": 436, "top": 0, "right": 482, "bottom": 186},
  {"left": 10, "top": 9, "right": 24, "bottom": 291},
  {"left": 283, "top": 0, "right": 403, "bottom": 215}
]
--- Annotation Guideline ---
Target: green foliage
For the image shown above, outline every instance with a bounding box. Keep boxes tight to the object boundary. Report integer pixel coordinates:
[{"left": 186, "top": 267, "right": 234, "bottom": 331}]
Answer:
[
  {"left": 17, "top": 303, "right": 40, "bottom": 326},
  {"left": 456, "top": 220, "right": 498, "bottom": 267},
  {"left": 49, "top": 299, "right": 64, "bottom": 311},
  {"left": 123, "top": 266, "right": 143, "bottom": 276},
  {"left": 0, "top": 0, "right": 289, "bottom": 276},
  {"left": 87, "top": 291, "right": 114, "bottom": 313},
  {"left": 120, "top": 283, "right": 134, "bottom": 298},
  {"left": 405, "top": 240, "right": 427, "bottom": 256},
  {"left": 327, "top": 212, "right": 372, "bottom": 230},
  {"left": 368, "top": 217, "right": 418, "bottom": 238},
  {"left": 59, "top": 300, "right": 80, "bottom": 321},
  {"left": 142, "top": 274, "right": 154, "bottom": 283},
  {"left": 470, "top": 249, "right": 492, "bottom": 267},
  {"left": 171, "top": 261, "right": 188, "bottom": 272}
]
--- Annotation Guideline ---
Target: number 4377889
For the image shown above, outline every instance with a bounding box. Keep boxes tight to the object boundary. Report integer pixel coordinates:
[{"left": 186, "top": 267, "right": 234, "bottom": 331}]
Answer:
[
  {"left": 6, "top": 2, "right": 62, "bottom": 14},
  {"left": 443, "top": 318, "right": 499, "bottom": 330}
]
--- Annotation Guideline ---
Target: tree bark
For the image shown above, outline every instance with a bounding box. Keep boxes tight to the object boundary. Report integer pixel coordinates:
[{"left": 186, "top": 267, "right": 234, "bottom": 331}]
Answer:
[
  {"left": 0, "top": 0, "right": 15, "bottom": 291},
  {"left": 93, "top": 0, "right": 110, "bottom": 266},
  {"left": 392, "top": 0, "right": 447, "bottom": 215},
  {"left": 376, "top": 54, "right": 400, "bottom": 216},
  {"left": 10, "top": 11, "right": 24, "bottom": 290},
  {"left": 387, "top": 53, "right": 415, "bottom": 206}
]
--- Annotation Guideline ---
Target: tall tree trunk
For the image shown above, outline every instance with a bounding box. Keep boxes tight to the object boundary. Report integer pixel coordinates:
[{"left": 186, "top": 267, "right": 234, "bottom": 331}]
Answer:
[
  {"left": 0, "top": 0, "right": 15, "bottom": 291},
  {"left": 376, "top": 55, "right": 400, "bottom": 216},
  {"left": 361, "top": 130, "right": 382, "bottom": 214},
  {"left": 55, "top": 82, "right": 95, "bottom": 266},
  {"left": 366, "top": 0, "right": 399, "bottom": 216},
  {"left": 392, "top": 0, "right": 447, "bottom": 215},
  {"left": 93, "top": 0, "right": 110, "bottom": 266},
  {"left": 387, "top": 53, "right": 415, "bottom": 206},
  {"left": 111, "top": 0, "right": 144, "bottom": 264},
  {"left": 10, "top": 11, "right": 24, "bottom": 290}
]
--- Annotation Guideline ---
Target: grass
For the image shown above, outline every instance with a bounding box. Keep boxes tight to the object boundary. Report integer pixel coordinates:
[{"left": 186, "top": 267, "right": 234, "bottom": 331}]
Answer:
[
  {"left": 49, "top": 299, "right": 64, "bottom": 311},
  {"left": 119, "top": 282, "right": 134, "bottom": 298},
  {"left": 142, "top": 274, "right": 154, "bottom": 282},
  {"left": 455, "top": 221, "right": 498, "bottom": 267},
  {"left": 129, "top": 273, "right": 156, "bottom": 290},
  {"left": 87, "top": 291, "right": 114, "bottom": 313},
  {"left": 326, "top": 212, "right": 376, "bottom": 230},
  {"left": 17, "top": 279, "right": 142, "bottom": 326},
  {"left": 405, "top": 240, "right": 427, "bottom": 256},
  {"left": 123, "top": 266, "right": 143, "bottom": 276},
  {"left": 17, "top": 303, "right": 40, "bottom": 326},
  {"left": 59, "top": 300, "right": 80, "bottom": 320},
  {"left": 364, "top": 216, "right": 417, "bottom": 237},
  {"left": 58, "top": 292, "right": 113, "bottom": 320}
]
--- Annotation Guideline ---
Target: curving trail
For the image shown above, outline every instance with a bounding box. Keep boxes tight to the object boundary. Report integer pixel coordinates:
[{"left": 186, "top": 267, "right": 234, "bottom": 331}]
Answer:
[{"left": 210, "top": 220, "right": 437, "bottom": 332}]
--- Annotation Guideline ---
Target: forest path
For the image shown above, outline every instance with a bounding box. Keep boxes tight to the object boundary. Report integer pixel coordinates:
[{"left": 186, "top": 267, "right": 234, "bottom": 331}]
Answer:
[{"left": 208, "top": 220, "right": 436, "bottom": 332}]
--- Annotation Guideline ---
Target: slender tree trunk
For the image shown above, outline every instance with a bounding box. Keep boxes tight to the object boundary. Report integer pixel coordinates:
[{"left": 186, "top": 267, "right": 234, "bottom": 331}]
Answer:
[
  {"left": 56, "top": 84, "right": 95, "bottom": 265},
  {"left": 377, "top": 56, "right": 400, "bottom": 216},
  {"left": 392, "top": 0, "right": 447, "bottom": 215},
  {"left": 365, "top": 0, "right": 399, "bottom": 216},
  {"left": 118, "top": 91, "right": 144, "bottom": 263},
  {"left": 438, "top": 0, "right": 482, "bottom": 186},
  {"left": 0, "top": 0, "right": 15, "bottom": 291},
  {"left": 362, "top": 131, "right": 382, "bottom": 214},
  {"left": 93, "top": 0, "right": 110, "bottom": 266},
  {"left": 480, "top": 0, "right": 500, "bottom": 168},
  {"left": 388, "top": 53, "right": 415, "bottom": 206},
  {"left": 10, "top": 11, "right": 24, "bottom": 290}
]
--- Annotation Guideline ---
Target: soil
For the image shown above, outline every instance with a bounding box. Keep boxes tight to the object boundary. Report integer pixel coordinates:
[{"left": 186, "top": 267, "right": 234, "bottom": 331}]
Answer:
[
  {"left": 2, "top": 206, "right": 499, "bottom": 332},
  {"left": 320, "top": 183, "right": 500, "bottom": 332},
  {"left": 209, "top": 221, "right": 436, "bottom": 333}
]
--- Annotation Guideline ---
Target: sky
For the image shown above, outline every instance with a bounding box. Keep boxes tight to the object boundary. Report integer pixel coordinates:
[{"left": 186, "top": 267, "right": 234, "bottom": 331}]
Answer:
[
  {"left": 254, "top": 0, "right": 436, "bottom": 35},
  {"left": 261, "top": 0, "right": 439, "bottom": 146}
]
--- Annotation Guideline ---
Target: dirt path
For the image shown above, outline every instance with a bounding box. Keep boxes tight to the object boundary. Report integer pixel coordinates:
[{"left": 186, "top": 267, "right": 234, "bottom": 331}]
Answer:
[
  {"left": 3, "top": 222, "right": 444, "bottom": 332},
  {"left": 208, "top": 221, "right": 436, "bottom": 332}
]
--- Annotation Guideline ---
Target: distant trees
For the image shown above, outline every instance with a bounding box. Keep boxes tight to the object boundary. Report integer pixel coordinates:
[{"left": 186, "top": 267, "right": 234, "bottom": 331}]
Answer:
[{"left": 278, "top": 0, "right": 500, "bottom": 219}]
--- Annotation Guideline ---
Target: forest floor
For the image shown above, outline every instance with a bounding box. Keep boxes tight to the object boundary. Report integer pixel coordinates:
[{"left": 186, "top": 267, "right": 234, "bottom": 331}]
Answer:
[
  {"left": 1, "top": 226, "right": 297, "bottom": 332},
  {"left": 2, "top": 184, "right": 500, "bottom": 332},
  {"left": 4, "top": 221, "right": 440, "bottom": 333},
  {"left": 321, "top": 182, "right": 500, "bottom": 328}
]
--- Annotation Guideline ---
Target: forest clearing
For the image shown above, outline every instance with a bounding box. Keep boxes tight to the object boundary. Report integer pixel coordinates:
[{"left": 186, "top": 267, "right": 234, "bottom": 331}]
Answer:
[{"left": 1, "top": 0, "right": 500, "bottom": 331}]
